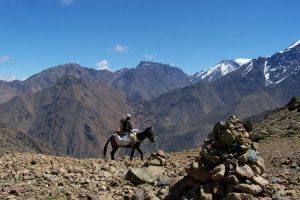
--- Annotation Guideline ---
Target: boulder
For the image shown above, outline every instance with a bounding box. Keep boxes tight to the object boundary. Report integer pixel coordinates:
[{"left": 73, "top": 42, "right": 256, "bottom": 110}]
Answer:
[
  {"left": 248, "top": 149, "right": 258, "bottom": 162},
  {"left": 223, "top": 175, "right": 239, "bottom": 184},
  {"left": 218, "top": 129, "right": 235, "bottom": 146},
  {"left": 185, "top": 162, "right": 211, "bottom": 182},
  {"left": 226, "top": 192, "right": 255, "bottom": 200},
  {"left": 235, "top": 183, "right": 263, "bottom": 195},
  {"left": 254, "top": 157, "right": 265, "bottom": 173},
  {"left": 200, "top": 149, "right": 221, "bottom": 165},
  {"left": 249, "top": 164, "right": 262, "bottom": 175},
  {"left": 125, "top": 166, "right": 165, "bottom": 185},
  {"left": 236, "top": 164, "right": 254, "bottom": 179},
  {"left": 238, "top": 152, "right": 249, "bottom": 163},
  {"left": 211, "top": 164, "right": 225, "bottom": 181},
  {"left": 251, "top": 175, "right": 269, "bottom": 188}
]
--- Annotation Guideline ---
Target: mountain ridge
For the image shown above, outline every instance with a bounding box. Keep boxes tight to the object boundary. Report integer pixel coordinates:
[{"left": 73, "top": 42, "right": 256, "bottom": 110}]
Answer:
[{"left": 0, "top": 40, "right": 300, "bottom": 156}]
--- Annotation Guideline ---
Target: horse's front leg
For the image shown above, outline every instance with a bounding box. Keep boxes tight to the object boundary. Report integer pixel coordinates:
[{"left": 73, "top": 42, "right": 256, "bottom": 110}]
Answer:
[
  {"left": 136, "top": 147, "right": 144, "bottom": 161},
  {"left": 130, "top": 148, "right": 136, "bottom": 161}
]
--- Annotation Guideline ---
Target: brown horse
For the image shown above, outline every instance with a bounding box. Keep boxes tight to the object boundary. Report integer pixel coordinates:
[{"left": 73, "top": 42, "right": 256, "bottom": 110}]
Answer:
[{"left": 103, "top": 126, "right": 155, "bottom": 160}]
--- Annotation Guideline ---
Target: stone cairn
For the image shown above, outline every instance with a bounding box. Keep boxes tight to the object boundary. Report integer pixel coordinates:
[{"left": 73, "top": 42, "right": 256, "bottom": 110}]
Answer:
[
  {"left": 167, "top": 115, "right": 272, "bottom": 200},
  {"left": 144, "top": 150, "right": 168, "bottom": 167}
]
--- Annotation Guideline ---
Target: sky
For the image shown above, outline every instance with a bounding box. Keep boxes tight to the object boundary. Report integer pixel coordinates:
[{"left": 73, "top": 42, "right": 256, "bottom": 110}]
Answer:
[{"left": 0, "top": 0, "right": 300, "bottom": 81}]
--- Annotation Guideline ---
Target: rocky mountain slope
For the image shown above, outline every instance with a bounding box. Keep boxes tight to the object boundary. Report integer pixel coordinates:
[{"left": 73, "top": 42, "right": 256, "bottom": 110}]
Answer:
[
  {"left": 0, "top": 121, "right": 54, "bottom": 154},
  {"left": 0, "top": 76, "right": 138, "bottom": 158}
]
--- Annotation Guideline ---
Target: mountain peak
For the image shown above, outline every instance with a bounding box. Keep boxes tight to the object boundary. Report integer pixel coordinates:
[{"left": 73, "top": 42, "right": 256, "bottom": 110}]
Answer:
[
  {"left": 136, "top": 61, "right": 183, "bottom": 73},
  {"left": 192, "top": 58, "right": 252, "bottom": 83},
  {"left": 280, "top": 40, "right": 300, "bottom": 53},
  {"left": 53, "top": 63, "right": 83, "bottom": 70},
  {"left": 137, "top": 61, "right": 166, "bottom": 69},
  {"left": 194, "top": 60, "right": 239, "bottom": 81}
]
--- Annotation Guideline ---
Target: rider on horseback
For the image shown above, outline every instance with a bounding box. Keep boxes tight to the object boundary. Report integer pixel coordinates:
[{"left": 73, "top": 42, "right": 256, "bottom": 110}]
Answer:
[
  {"left": 120, "top": 114, "right": 137, "bottom": 142},
  {"left": 120, "top": 114, "right": 132, "bottom": 134}
]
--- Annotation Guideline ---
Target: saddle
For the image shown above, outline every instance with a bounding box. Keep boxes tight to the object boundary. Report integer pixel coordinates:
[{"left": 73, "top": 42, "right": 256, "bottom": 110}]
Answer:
[{"left": 114, "top": 129, "right": 139, "bottom": 146}]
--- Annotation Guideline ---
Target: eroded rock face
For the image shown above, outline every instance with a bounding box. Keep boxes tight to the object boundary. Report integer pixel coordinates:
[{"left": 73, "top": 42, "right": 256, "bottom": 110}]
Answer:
[{"left": 167, "top": 115, "right": 272, "bottom": 199}]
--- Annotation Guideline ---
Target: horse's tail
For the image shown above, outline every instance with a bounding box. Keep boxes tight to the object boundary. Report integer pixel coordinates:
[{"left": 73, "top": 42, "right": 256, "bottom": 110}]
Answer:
[{"left": 103, "top": 135, "right": 113, "bottom": 158}]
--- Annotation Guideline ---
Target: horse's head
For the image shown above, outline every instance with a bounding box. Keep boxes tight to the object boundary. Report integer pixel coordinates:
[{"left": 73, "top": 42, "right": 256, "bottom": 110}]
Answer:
[{"left": 145, "top": 126, "right": 155, "bottom": 143}]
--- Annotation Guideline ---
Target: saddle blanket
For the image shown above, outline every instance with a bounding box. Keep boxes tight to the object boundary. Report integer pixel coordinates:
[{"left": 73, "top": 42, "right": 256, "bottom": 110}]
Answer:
[
  {"left": 114, "top": 134, "right": 132, "bottom": 146},
  {"left": 114, "top": 130, "right": 139, "bottom": 146}
]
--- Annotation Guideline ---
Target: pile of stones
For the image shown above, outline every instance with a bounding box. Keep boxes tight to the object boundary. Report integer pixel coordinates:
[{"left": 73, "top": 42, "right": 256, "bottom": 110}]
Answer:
[
  {"left": 144, "top": 150, "right": 168, "bottom": 167},
  {"left": 167, "top": 115, "right": 272, "bottom": 200}
]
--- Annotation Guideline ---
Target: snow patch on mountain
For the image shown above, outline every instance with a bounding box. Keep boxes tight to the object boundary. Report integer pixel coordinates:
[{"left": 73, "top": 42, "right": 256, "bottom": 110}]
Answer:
[
  {"left": 241, "top": 61, "right": 253, "bottom": 76},
  {"left": 280, "top": 40, "right": 300, "bottom": 54},
  {"left": 263, "top": 59, "right": 297, "bottom": 86},
  {"left": 234, "top": 58, "right": 252, "bottom": 66},
  {"left": 198, "top": 61, "right": 235, "bottom": 78},
  {"left": 264, "top": 61, "right": 271, "bottom": 86}
]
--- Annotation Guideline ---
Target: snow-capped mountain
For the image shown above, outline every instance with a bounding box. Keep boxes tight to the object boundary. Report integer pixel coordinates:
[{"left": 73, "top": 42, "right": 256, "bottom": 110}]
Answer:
[
  {"left": 149, "top": 40, "right": 300, "bottom": 151},
  {"left": 239, "top": 39, "right": 300, "bottom": 86},
  {"left": 263, "top": 40, "right": 300, "bottom": 86},
  {"left": 191, "top": 58, "right": 252, "bottom": 83}
]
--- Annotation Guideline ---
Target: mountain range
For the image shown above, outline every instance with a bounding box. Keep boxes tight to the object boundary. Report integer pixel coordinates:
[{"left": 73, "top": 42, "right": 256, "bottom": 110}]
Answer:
[{"left": 0, "top": 40, "right": 299, "bottom": 157}]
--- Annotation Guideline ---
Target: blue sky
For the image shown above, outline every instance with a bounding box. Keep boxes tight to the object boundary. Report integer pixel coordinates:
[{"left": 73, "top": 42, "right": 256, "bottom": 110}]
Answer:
[{"left": 0, "top": 0, "right": 300, "bottom": 81}]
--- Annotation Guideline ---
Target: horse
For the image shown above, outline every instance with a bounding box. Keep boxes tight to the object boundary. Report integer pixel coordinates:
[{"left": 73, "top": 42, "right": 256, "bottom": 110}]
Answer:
[{"left": 103, "top": 126, "right": 155, "bottom": 160}]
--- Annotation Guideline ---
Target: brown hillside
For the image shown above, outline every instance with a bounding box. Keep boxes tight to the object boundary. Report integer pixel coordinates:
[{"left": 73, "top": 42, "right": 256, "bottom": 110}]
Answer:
[
  {"left": 0, "top": 76, "right": 138, "bottom": 158},
  {"left": 0, "top": 121, "right": 54, "bottom": 154}
]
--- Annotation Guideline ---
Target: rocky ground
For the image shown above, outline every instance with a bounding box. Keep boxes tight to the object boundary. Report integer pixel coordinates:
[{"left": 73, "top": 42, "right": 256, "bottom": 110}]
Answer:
[
  {"left": 0, "top": 108, "right": 299, "bottom": 200},
  {"left": 0, "top": 149, "right": 199, "bottom": 200},
  {"left": 252, "top": 107, "right": 300, "bottom": 200}
]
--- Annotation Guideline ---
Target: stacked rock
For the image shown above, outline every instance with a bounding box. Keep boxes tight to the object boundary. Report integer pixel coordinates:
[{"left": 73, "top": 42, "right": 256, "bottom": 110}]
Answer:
[
  {"left": 144, "top": 150, "right": 168, "bottom": 167},
  {"left": 170, "top": 115, "right": 272, "bottom": 200}
]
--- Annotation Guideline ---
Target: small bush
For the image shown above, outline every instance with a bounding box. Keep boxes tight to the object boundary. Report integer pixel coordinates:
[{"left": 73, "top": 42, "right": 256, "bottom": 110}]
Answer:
[
  {"left": 243, "top": 120, "right": 253, "bottom": 132},
  {"left": 251, "top": 133, "right": 268, "bottom": 142}
]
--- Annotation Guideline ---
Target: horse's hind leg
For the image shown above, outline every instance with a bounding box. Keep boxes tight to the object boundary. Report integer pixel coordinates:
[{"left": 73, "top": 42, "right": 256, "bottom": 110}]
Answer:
[
  {"left": 136, "top": 147, "right": 144, "bottom": 161},
  {"left": 130, "top": 148, "right": 136, "bottom": 161},
  {"left": 111, "top": 147, "right": 118, "bottom": 160}
]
